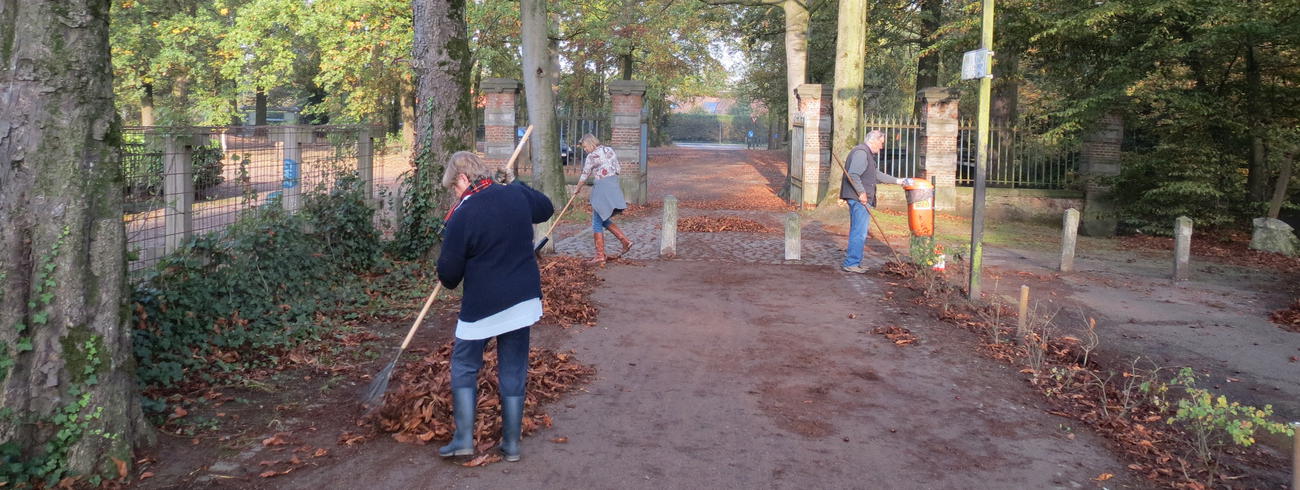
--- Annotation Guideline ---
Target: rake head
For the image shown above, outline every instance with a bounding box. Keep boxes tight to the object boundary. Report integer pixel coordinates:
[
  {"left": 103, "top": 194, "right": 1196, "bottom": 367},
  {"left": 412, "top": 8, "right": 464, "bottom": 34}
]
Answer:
[{"left": 360, "top": 358, "right": 397, "bottom": 413}]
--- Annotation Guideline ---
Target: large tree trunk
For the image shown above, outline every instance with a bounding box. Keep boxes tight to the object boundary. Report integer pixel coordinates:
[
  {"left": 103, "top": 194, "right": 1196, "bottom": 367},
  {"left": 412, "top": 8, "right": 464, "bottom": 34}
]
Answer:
[
  {"left": 783, "top": 0, "right": 809, "bottom": 140},
  {"left": 412, "top": 0, "right": 473, "bottom": 181},
  {"left": 0, "top": 0, "right": 152, "bottom": 482},
  {"left": 140, "top": 83, "right": 156, "bottom": 126},
  {"left": 823, "top": 0, "right": 868, "bottom": 205},
  {"left": 991, "top": 50, "right": 1019, "bottom": 125},
  {"left": 1245, "top": 43, "right": 1269, "bottom": 202},
  {"left": 255, "top": 89, "right": 268, "bottom": 126},
  {"left": 913, "top": 0, "right": 942, "bottom": 116},
  {"left": 1266, "top": 150, "right": 1294, "bottom": 220},
  {"left": 520, "top": 0, "right": 566, "bottom": 208}
]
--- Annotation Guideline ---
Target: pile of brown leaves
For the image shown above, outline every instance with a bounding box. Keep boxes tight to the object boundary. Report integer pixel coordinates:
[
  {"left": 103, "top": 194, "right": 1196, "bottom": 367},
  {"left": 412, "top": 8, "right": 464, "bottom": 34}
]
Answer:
[
  {"left": 871, "top": 325, "right": 917, "bottom": 346},
  {"left": 1119, "top": 232, "right": 1300, "bottom": 273},
  {"left": 1270, "top": 299, "right": 1300, "bottom": 333},
  {"left": 539, "top": 256, "right": 600, "bottom": 328},
  {"left": 370, "top": 341, "right": 594, "bottom": 458},
  {"left": 678, "top": 215, "right": 777, "bottom": 233}
]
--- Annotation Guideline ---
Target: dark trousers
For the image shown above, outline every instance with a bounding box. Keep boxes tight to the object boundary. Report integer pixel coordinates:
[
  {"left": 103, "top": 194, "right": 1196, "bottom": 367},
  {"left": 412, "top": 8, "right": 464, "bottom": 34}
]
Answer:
[{"left": 450, "top": 327, "right": 531, "bottom": 397}]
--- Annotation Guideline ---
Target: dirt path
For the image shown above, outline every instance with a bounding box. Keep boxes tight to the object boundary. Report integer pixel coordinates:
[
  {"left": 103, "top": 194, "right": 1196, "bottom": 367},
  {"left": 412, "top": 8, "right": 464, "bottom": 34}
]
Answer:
[{"left": 134, "top": 147, "right": 1145, "bottom": 489}]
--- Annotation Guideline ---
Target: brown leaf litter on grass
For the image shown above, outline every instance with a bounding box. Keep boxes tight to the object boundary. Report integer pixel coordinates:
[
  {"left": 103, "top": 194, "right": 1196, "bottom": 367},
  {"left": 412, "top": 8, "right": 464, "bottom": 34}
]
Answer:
[
  {"left": 1119, "top": 232, "right": 1300, "bottom": 273},
  {"left": 678, "top": 215, "right": 778, "bottom": 233},
  {"left": 871, "top": 325, "right": 917, "bottom": 346},
  {"left": 1270, "top": 299, "right": 1300, "bottom": 332},
  {"left": 368, "top": 341, "right": 594, "bottom": 466},
  {"left": 539, "top": 256, "right": 600, "bottom": 328}
]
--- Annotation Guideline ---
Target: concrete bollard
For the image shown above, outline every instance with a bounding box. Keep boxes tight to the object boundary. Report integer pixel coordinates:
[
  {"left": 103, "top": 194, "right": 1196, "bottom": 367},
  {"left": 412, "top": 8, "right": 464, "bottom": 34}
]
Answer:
[
  {"left": 1173, "top": 216, "right": 1193, "bottom": 281},
  {"left": 1059, "top": 208, "right": 1080, "bottom": 272},
  {"left": 357, "top": 126, "right": 374, "bottom": 203},
  {"left": 1016, "top": 285, "right": 1030, "bottom": 344},
  {"left": 785, "top": 212, "right": 801, "bottom": 261},
  {"left": 163, "top": 134, "right": 193, "bottom": 254},
  {"left": 281, "top": 124, "right": 303, "bottom": 213},
  {"left": 660, "top": 195, "right": 678, "bottom": 258}
]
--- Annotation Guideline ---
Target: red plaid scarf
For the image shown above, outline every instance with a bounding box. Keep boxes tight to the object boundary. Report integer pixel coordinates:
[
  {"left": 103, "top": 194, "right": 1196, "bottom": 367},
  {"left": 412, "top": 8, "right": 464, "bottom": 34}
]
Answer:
[{"left": 444, "top": 178, "right": 495, "bottom": 222}]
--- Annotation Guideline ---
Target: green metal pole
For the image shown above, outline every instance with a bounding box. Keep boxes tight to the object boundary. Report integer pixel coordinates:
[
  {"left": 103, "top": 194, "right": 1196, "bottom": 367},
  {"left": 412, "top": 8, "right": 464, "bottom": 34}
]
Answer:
[{"left": 968, "top": 0, "right": 995, "bottom": 299}]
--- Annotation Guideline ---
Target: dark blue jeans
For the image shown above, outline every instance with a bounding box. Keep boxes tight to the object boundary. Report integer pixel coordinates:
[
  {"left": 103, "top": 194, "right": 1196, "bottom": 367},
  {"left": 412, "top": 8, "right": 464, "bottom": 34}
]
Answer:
[{"left": 450, "top": 327, "right": 531, "bottom": 397}]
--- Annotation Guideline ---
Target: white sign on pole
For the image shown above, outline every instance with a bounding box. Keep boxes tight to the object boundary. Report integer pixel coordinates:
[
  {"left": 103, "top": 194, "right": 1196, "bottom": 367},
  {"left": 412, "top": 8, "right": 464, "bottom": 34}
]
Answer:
[{"left": 961, "top": 48, "right": 994, "bottom": 80}]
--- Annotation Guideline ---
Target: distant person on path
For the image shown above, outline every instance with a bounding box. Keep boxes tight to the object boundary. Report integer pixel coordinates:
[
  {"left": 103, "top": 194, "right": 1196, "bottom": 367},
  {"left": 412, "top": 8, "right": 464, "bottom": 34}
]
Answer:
[
  {"left": 841, "top": 130, "right": 914, "bottom": 273},
  {"left": 578, "top": 133, "right": 633, "bottom": 265},
  {"left": 436, "top": 151, "right": 554, "bottom": 462}
]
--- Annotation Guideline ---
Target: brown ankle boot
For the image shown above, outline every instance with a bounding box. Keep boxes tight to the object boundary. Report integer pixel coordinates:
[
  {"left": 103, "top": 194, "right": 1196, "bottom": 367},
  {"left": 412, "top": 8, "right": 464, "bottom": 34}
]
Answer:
[
  {"left": 606, "top": 224, "right": 633, "bottom": 258},
  {"left": 586, "top": 233, "right": 606, "bottom": 265}
]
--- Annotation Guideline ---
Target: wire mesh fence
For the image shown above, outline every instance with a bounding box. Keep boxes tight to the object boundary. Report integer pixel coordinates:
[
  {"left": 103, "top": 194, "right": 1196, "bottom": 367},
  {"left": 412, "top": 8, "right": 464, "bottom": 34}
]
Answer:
[{"left": 121, "top": 125, "right": 385, "bottom": 274}]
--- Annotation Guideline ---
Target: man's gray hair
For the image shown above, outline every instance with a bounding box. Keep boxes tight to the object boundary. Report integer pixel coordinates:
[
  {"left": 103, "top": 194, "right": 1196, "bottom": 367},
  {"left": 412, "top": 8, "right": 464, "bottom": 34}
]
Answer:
[{"left": 865, "top": 130, "right": 885, "bottom": 145}]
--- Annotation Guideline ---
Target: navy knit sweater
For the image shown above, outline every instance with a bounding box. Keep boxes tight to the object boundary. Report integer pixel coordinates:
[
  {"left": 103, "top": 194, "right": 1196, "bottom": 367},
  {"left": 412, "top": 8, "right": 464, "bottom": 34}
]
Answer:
[{"left": 437, "top": 181, "right": 555, "bottom": 322}]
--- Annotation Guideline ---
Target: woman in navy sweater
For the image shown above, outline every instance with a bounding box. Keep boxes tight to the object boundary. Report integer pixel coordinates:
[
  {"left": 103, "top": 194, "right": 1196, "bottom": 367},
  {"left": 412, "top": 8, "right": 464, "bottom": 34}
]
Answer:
[{"left": 435, "top": 152, "right": 554, "bottom": 462}]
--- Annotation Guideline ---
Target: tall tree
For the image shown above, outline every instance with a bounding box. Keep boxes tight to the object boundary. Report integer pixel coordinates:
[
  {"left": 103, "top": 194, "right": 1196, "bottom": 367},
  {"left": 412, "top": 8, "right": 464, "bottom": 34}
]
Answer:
[
  {"left": 783, "top": 0, "right": 810, "bottom": 138},
  {"left": 1, "top": 0, "right": 152, "bottom": 484},
  {"left": 824, "top": 0, "right": 868, "bottom": 204},
  {"left": 520, "top": 0, "right": 565, "bottom": 207}
]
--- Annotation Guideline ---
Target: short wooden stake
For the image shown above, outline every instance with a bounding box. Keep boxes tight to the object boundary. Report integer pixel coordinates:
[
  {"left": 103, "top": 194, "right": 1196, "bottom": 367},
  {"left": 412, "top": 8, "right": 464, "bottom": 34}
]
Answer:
[
  {"left": 660, "top": 195, "right": 678, "bottom": 258},
  {"left": 784, "top": 212, "right": 801, "bottom": 261},
  {"left": 1016, "top": 285, "right": 1030, "bottom": 344}
]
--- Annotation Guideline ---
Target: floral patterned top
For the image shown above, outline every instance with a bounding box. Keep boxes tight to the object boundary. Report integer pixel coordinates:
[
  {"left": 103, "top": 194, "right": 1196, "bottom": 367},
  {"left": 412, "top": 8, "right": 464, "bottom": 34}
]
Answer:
[{"left": 578, "top": 145, "right": 619, "bottom": 183}]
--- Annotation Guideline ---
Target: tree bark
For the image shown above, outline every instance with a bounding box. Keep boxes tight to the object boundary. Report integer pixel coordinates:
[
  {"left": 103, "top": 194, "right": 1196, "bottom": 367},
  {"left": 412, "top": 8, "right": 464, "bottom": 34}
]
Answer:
[
  {"left": 991, "top": 50, "right": 1019, "bottom": 125},
  {"left": 1267, "top": 149, "right": 1295, "bottom": 220},
  {"left": 520, "top": 0, "right": 566, "bottom": 207},
  {"left": 823, "top": 0, "right": 868, "bottom": 205},
  {"left": 140, "top": 83, "right": 156, "bottom": 127},
  {"left": 783, "top": 0, "right": 809, "bottom": 139},
  {"left": 1245, "top": 42, "right": 1269, "bottom": 202},
  {"left": 255, "top": 89, "right": 268, "bottom": 126},
  {"left": 913, "top": 0, "right": 942, "bottom": 116},
  {"left": 412, "top": 0, "right": 473, "bottom": 188},
  {"left": 0, "top": 0, "right": 153, "bottom": 482}
]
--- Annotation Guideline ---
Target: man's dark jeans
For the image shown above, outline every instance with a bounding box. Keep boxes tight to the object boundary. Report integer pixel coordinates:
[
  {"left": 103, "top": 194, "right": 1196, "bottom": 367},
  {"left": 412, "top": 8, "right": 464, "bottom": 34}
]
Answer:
[{"left": 450, "top": 326, "right": 531, "bottom": 396}]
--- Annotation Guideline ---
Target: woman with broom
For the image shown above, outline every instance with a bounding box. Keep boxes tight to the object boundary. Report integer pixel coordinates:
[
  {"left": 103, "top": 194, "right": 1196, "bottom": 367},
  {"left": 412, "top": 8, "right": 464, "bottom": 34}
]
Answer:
[
  {"left": 577, "top": 133, "right": 633, "bottom": 265},
  {"left": 435, "top": 151, "right": 554, "bottom": 462}
]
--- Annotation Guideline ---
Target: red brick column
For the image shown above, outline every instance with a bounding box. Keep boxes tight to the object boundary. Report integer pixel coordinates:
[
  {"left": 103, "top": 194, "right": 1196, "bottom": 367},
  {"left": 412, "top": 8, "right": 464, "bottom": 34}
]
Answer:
[
  {"left": 608, "top": 80, "right": 647, "bottom": 204},
  {"left": 795, "top": 84, "right": 832, "bottom": 208},
  {"left": 480, "top": 78, "right": 519, "bottom": 176},
  {"left": 1080, "top": 113, "right": 1124, "bottom": 237},
  {"left": 916, "top": 87, "right": 960, "bottom": 210}
]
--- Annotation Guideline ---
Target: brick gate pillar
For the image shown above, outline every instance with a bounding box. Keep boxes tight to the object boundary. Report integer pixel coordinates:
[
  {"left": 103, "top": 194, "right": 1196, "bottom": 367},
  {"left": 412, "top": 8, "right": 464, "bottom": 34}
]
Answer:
[
  {"left": 916, "top": 87, "right": 961, "bottom": 211},
  {"left": 795, "top": 84, "right": 832, "bottom": 208},
  {"left": 609, "top": 80, "right": 647, "bottom": 204},
  {"left": 1080, "top": 113, "right": 1124, "bottom": 237},
  {"left": 480, "top": 78, "right": 519, "bottom": 177}
]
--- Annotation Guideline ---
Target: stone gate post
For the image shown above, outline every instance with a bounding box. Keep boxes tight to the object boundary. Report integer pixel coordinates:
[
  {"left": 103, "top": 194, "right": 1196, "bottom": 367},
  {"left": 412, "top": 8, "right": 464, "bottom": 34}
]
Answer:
[
  {"left": 795, "top": 84, "right": 832, "bottom": 207},
  {"left": 916, "top": 87, "right": 960, "bottom": 211},
  {"left": 1080, "top": 113, "right": 1124, "bottom": 237},
  {"left": 481, "top": 78, "right": 520, "bottom": 177},
  {"left": 609, "top": 80, "right": 647, "bottom": 204}
]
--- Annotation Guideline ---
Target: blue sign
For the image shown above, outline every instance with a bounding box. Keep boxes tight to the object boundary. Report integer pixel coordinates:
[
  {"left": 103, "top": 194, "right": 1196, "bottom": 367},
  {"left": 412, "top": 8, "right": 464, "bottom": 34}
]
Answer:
[{"left": 283, "top": 158, "right": 299, "bottom": 188}]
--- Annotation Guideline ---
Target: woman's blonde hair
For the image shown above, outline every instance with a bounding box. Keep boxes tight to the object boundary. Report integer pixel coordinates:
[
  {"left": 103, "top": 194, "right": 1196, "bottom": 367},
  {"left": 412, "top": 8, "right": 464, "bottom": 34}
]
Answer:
[
  {"left": 441, "top": 151, "right": 491, "bottom": 188},
  {"left": 580, "top": 133, "right": 601, "bottom": 148}
]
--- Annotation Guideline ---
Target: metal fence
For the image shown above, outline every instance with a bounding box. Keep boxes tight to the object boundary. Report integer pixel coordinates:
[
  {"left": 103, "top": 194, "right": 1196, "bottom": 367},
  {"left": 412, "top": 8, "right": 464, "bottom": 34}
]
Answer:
[
  {"left": 957, "top": 122, "right": 1079, "bottom": 189},
  {"left": 121, "top": 125, "right": 390, "bottom": 273},
  {"left": 861, "top": 115, "right": 923, "bottom": 178}
]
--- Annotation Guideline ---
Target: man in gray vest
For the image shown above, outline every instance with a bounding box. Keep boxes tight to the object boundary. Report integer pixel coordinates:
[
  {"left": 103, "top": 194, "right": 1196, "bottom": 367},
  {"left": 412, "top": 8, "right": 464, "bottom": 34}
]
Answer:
[{"left": 841, "top": 130, "right": 914, "bottom": 273}]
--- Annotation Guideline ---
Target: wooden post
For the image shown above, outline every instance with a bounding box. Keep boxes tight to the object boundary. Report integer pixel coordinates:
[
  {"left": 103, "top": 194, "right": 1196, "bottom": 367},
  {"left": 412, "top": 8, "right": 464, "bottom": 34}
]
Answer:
[
  {"left": 163, "top": 134, "right": 193, "bottom": 254},
  {"left": 1291, "top": 422, "right": 1299, "bottom": 490},
  {"left": 281, "top": 123, "right": 302, "bottom": 212},
  {"left": 1173, "top": 216, "right": 1193, "bottom": 281},
  {"left": 1059, "top": 208, "right": 1080, "bottom": 272},
  {"left": 660, "top": 195, "right": 678, "bottom": 258},
  {"left": 785, "top": 212, "right": 801, "bottom": 261},
  {"left": 357, "top": 126, "right": 374, "bottom": 202},
  {"left": 1016, "top": 285, "right": 1029, "bottom": 343}
]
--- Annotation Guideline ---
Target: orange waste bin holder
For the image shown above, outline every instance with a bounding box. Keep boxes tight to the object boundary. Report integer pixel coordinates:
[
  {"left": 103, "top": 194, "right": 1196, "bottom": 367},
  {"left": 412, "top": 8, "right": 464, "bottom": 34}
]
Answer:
[{"left": 903, "top": 179, "right": 935, "bottom": 237}]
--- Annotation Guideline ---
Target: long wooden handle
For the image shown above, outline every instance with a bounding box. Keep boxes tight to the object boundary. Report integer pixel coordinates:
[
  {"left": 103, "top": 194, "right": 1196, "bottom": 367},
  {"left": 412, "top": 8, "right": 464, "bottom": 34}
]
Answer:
[
  {"left": 399, "top": 283, "right": 443, "bottom": 351},
  {"left": 540, "top": 186, "right": 583, "bottom": 240},
  {"left": 504, "top": 125, "right": 534, "bottom": 182}
]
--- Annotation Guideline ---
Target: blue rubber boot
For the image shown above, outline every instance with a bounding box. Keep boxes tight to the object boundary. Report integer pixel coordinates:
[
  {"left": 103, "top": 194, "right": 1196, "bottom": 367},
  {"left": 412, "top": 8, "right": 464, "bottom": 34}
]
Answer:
[
  {"left": 499, "top": 396, "right": 524, "bottom": 462},
  {"left": 438, "top": 388, "right": 476, "bottom": 457}
]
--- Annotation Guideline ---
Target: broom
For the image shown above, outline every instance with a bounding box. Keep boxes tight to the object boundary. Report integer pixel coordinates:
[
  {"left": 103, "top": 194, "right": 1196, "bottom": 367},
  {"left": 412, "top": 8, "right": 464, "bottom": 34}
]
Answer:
[
  {"left": 533, "top": 185, "right": 584, "bottom": 254},
  {"left": 362, "top": 283, "right": 443, "bottom": 411},
  {"left": 830, "top": 151, "right": 906, "bottom": 266}
]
